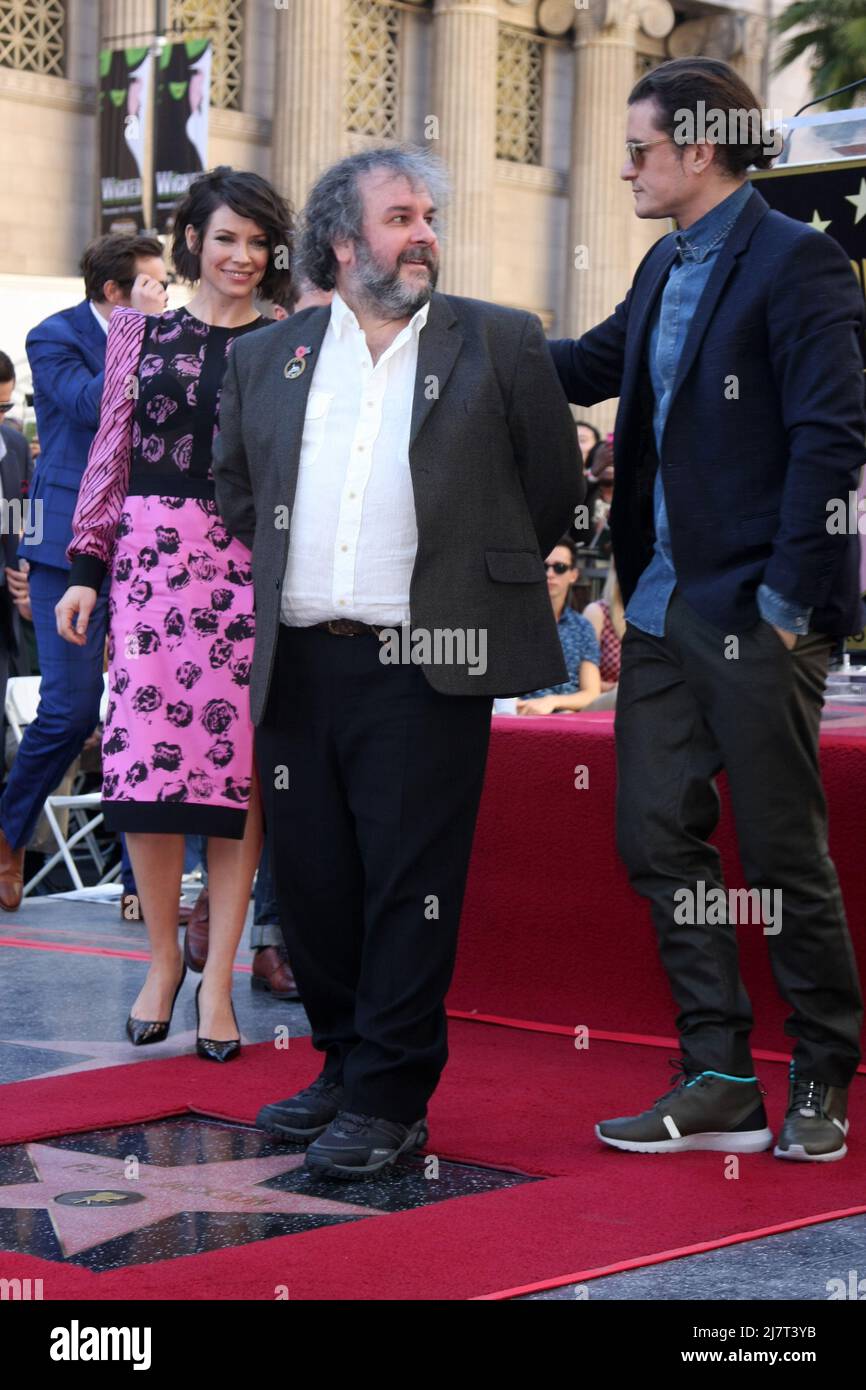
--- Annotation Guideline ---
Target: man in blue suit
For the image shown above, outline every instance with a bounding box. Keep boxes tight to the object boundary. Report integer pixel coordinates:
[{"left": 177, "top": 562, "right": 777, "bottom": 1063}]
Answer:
[
  {"left": 551, "top": 58, "right": 864, "bottom": 1163},
  {"left": 0, "top": 234, "right": 167, "bottom": 910}
]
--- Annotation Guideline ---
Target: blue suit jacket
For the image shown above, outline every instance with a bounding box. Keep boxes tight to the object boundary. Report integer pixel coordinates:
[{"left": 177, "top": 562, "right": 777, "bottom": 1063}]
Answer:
[
  {"left": 23, "top": 299, "right": 106, "bottom": 571},
  {"left": 550, "top": 189, "right": 866, "bottom": 637}
]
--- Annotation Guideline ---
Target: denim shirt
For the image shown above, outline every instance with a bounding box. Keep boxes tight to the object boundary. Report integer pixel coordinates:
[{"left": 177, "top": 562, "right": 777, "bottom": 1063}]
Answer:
[
  {"left": 522, "top": 605, "right": 601, "bottom": 699},
  {"left": 625, "top": 181, "right": 811, "bottom": 637}
]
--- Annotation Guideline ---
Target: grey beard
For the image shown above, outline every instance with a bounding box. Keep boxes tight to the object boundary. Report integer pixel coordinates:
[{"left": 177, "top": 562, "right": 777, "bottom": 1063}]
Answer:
[{"left": 352, "top": 239, "right": 438, "bottom": 318}]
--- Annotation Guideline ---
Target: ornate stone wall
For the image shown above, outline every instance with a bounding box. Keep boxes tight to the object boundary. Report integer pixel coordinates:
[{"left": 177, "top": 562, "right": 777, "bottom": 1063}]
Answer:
[{"left": 0, "top": 0, "right": 777, "bottom": 378}]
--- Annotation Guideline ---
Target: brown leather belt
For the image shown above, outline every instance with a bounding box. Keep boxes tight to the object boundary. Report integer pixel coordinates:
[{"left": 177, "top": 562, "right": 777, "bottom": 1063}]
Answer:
[{"left": 312, "top": 619, "right": 388, "bottom": 638}]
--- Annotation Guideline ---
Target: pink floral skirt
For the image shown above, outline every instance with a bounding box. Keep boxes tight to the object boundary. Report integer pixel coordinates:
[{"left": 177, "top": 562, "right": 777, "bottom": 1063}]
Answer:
[{"left": 100, "top": 493, "right": 255, "bottom": 838}]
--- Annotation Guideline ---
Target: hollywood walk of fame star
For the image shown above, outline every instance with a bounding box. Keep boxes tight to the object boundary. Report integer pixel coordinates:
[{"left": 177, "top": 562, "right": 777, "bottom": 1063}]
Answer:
[
  {"left": 1, "top": 1143, "right": 385, "bottom": 1258},
  {"left": 809, "top": 209, "right": 831, "bottom": 233},
  {"left": 846, "top": 177, "right": 866, "bottom": 225},
  {"left": 3, "top": 1032, "right": 245, "bottom": 1079}
]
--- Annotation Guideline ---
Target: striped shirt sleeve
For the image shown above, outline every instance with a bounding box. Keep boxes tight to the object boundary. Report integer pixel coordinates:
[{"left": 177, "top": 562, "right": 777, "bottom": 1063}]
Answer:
[{"left": 67, "top": 305, "right": 147, "bottom": 589}]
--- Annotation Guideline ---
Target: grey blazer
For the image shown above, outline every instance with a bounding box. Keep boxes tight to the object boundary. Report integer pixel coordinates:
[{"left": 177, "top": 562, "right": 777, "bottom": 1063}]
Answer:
[{"left": 213, "top": 292, "right": 582, "bottom": 724}]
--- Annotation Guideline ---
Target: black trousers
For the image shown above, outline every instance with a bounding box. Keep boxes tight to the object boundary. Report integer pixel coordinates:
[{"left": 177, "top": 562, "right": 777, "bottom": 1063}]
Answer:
[
  {"left": 256, "top": 624, "right": 492, "bottom": 1123},
  {"left": 615, "top": 589, "right": 863, "bottom": 1086}
]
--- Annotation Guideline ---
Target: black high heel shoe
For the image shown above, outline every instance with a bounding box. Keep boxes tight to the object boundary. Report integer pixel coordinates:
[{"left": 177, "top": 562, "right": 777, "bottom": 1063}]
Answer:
[
  {"left": 195, "top": 982, "right": 241, "bottom": 1063},
  {"left": 126, "top": 963, "right": 187, "bottom": 1046}
]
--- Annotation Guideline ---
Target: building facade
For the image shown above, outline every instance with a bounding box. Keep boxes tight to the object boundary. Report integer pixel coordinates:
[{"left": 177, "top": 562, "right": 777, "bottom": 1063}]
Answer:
[{"left": 0, "top": 0, "right": 810, "bottom": 425}]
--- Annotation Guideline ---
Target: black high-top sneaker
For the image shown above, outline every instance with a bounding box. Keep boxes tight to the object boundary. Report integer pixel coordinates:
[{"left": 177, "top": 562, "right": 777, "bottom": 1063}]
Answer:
[
  {"left": 774, "top": 1065, "right": 849, "bottom": 1163},
  {"left": 596, "top": 1060, "right": 773, "bottom": 1154},
  {"left": 256, "top": 1077, "right": 345, "bottom": 1142},
  {"left": 305, "top": 1112, "right": 429, "bottom": 1179}
]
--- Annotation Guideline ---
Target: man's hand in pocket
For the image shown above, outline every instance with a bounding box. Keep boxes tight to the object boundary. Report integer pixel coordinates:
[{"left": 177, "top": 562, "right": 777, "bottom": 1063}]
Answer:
[{"left": 773, "top": 624, "right": 797, "bottom": 651}]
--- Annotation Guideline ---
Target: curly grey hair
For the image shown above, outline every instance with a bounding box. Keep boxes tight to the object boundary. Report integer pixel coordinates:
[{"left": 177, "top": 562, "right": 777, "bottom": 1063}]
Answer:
[{"left": 297, "top": 146, "right": 449, "bottom": 291}]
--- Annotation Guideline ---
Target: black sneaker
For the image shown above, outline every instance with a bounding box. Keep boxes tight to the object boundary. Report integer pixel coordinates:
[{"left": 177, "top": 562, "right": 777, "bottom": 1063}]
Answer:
[
  {"left": 256, "top": 1076, "right": 345, "bottom": 1143},
  {"left": 774, "top": 1067, "right": 849, "bottom": 1163},
  {"left": 596, "top": 1060, "right": 773, "bottom": 1154},
  {"left": 304, "top": 1111, "right": 429, "bottom": 1180}
]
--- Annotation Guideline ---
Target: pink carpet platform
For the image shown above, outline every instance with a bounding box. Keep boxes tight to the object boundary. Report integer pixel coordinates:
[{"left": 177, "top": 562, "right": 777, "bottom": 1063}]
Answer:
[{"left": 449, "top": 708, "right": 866, "bottom": 1053}]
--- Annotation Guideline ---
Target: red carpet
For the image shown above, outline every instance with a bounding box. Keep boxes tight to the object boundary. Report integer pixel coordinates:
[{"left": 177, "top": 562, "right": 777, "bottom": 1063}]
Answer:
[
  {"left": 451, "top": 714, "right": 866, "bottom": 1053},
  {"left": 4, "top": 716, "right": 863, "bottom": 1297},
  {"left": 2, "top": 1022, "right": 865, "bottom": 1299}
]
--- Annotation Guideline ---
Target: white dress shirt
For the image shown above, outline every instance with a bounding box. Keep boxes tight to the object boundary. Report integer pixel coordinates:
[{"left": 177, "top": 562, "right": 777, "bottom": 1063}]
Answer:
[
  {"left": 280, "top": 290, "right": 428, "bottom": 627},
  {"left": 89, "top": 301, "right": 110, "bottom": 334}
]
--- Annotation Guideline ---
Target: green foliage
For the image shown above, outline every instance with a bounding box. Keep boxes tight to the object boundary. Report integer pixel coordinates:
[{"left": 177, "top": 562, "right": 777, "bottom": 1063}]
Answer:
[{"left": 774, "top": 0, "right": 866, "bottom": 108}]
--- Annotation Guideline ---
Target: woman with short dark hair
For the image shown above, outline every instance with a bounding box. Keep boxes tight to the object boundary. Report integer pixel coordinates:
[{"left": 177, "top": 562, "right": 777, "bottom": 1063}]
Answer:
[
  {"left": 516, "top": 538, "right": 601, "bottom": 715},
  {"left": 56, "top": 167, "right": 293, "bottom": 1060}
]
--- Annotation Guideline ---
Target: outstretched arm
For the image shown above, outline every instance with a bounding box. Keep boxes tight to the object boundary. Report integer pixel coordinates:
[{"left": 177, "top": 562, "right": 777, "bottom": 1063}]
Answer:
[
  {"left": 65, "top": 305, "right": 146, "bottom": 592},
  {"left": 548, "top": 239, "right": 666, "bottom": 404},
  {"left": 508, "top": 313, "right": 584, "bottom": 561},
  {"left": 548, "top": 294, "right": 630, "bottom": 407}
]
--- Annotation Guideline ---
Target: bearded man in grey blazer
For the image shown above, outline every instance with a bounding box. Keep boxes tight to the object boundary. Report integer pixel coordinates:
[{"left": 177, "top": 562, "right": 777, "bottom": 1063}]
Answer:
[{"left": 213, "top": 147, "right": 579, "bottom": 1179}]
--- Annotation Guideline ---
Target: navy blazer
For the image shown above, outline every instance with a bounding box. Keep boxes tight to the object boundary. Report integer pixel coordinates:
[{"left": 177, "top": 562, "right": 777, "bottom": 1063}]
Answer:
[
  {"left": 23, "top": 299, "right": 106, "bottom": 571},
  {"left": 550, "top": 189, "right": 866, "bottom": 637}
]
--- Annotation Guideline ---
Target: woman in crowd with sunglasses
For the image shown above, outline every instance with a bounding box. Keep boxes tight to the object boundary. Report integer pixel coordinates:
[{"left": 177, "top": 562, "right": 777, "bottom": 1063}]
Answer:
[
  {"left": 516, "top": 537, "right": 601, "bottom": 715},
  {"left": 56, "top": 167, "right": 292, "bottom": 1060}
]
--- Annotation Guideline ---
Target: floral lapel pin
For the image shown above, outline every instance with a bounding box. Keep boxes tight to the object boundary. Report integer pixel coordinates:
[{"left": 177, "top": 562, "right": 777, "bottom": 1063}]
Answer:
[{"left": 284, "top": 344, "right": 313, "bottom": 380}]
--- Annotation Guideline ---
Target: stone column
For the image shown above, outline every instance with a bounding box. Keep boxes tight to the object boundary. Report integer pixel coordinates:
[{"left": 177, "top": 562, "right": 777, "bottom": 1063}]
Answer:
[
  {"left": 432, "top": 0, "right": 499, "bottom": 298},
  {"left": 739, "top": 12, "right": 769, "bottom": 105},
  {"left": 100, "top": 0, "right": 153, "bottom": 48},
  {"left": 566, "top": 1, "right": 642, "bottom": 336},
  {"left": 565, "top": 1, "right": 641, "bottom": 430},
  {"left": 271, "top": 0, "right": 345, "bottom": 215}
]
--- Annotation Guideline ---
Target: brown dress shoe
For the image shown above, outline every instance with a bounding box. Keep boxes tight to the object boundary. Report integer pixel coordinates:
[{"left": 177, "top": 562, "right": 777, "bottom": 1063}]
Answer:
[
  {"left": 252, "top": 945, "right": 300, "bottom": 1000},
  {"left": 182, "top": 887, "right": 210, "bottom": 972},
  {"left": 0, "top": 827, "right": 26, "bottom": 911}
]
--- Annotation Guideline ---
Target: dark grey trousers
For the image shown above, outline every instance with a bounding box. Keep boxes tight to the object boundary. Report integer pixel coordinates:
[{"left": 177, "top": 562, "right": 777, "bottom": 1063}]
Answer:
[
  {"left": 615, "top": 589, "right": 863, "bottom": 1086},
  {"left": 256, "top": 625, "right": 492, "bottom": 1124}
]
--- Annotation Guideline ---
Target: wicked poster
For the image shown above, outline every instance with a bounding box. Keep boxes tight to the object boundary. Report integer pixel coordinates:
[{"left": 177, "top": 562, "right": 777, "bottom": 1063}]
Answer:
[
  {"left": 153, "top": 39, "right": 212, "bottom": 233},
  {"left": 99, "top": 47, "right": 152, "bottom": 234}
]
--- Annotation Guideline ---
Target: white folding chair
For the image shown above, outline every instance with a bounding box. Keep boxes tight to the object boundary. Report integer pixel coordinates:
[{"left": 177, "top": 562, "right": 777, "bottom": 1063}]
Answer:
[{"left": 4, "top": 674, "right": 122, "bottom": 895}]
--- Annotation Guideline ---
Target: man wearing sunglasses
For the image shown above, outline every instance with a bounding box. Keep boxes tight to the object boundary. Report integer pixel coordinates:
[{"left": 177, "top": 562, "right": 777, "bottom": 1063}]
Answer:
[
  {"left": 0, "top": 235, "right": 167, "bottom": 912},
  {"left": 550, "top": 57, "right": 864, "bottom": 1163}
]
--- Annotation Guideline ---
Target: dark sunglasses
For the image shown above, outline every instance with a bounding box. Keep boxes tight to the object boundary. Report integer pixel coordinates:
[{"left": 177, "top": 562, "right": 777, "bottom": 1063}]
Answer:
[
  {"left": 545, "top": 562, "right": 573, "bottom": 575},
  {"left": 0, "top": 402, "right": 15, "bottom": 414},
  {"left": 624, "top": 137, "right": 671, "bottom": 167}
]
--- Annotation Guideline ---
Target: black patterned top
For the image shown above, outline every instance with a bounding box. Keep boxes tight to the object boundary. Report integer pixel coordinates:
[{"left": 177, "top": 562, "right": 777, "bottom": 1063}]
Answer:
[{"left": 130, "top": 305, "right": 264, "bottom": 495}]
